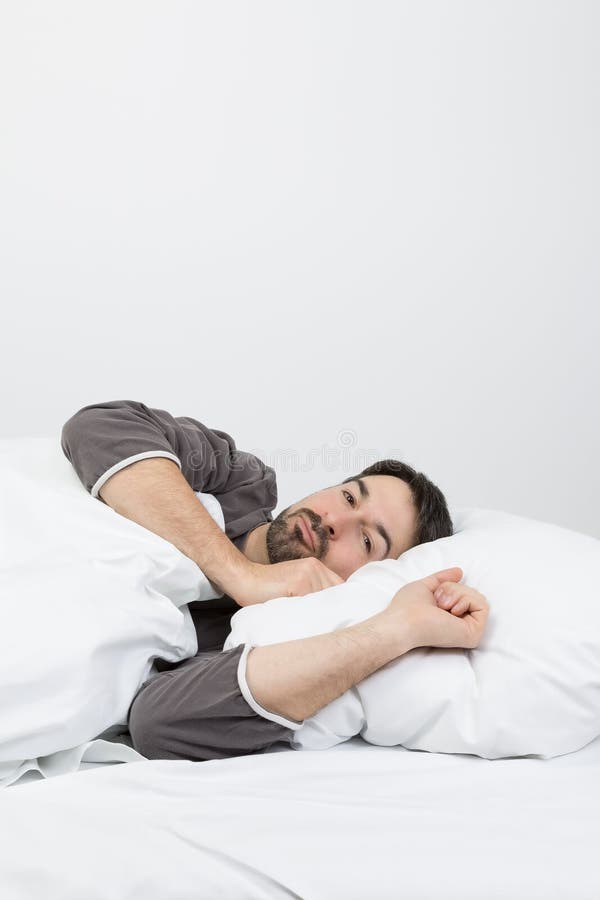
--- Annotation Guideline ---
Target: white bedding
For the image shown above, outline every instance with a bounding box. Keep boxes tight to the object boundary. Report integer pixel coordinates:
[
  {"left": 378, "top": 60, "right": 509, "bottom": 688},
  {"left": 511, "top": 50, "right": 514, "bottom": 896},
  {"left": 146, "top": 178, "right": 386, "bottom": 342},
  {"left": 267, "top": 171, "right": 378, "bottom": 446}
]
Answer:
[
  {"left": 2, "top": 735, "right": 599, "bottom": 899},
  {"left": 1, "top": 436, "right": 598, "bottom": 897},
  {"left": 0, "top": 438, "right": 223, "bottom": 787}
]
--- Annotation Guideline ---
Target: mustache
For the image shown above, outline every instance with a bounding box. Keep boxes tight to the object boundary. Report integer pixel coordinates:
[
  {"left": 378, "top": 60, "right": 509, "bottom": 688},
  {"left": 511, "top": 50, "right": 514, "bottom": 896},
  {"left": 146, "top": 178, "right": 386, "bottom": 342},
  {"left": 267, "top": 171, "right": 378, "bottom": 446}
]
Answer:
[{"left": 291, "top": 509, "right": 326, "bottom": 553}]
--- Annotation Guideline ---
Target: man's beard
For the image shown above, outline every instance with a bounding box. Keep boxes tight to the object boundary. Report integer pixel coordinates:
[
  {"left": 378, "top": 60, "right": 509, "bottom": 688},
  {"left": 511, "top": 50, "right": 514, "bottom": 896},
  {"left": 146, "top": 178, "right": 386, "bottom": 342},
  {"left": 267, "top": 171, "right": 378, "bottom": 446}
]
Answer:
[{"left": 265, "top": 506, "right": 325, "bottom": 564}]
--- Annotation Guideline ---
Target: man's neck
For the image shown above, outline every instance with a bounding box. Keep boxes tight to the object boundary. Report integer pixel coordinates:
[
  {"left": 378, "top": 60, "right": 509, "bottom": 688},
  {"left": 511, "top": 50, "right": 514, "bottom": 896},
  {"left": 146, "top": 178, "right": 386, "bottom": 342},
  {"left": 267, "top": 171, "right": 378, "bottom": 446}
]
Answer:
[{"left": 241, "top": 523, "right": 270, "bottom": 564}]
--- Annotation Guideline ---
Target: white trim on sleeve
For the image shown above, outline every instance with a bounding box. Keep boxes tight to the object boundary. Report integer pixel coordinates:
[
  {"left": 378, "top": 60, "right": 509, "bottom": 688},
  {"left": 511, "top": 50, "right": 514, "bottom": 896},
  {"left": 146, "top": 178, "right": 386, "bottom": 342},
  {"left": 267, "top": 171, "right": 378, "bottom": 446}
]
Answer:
[
  {"left": 236, "top": 643, "right": 305, "bottom": 731},
  {"left": 90, "top": 451, "right": 182, "bottom": 499}
]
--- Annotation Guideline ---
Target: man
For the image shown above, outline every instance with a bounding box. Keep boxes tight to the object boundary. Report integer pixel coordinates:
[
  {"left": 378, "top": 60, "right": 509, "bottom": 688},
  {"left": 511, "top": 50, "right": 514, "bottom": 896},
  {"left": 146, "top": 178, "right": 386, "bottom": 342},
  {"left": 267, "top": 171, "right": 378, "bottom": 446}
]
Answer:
[{"left": 62, "top": 399, "right": 471, "bottom": 762}]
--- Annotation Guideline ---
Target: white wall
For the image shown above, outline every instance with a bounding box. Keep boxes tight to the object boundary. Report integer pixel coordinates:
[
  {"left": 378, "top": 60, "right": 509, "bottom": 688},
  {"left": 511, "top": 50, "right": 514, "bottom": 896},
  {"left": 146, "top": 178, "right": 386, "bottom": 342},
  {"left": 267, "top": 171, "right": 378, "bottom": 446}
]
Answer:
[{"left": 1, "top": 1, "right": 598, "bottom": 538}]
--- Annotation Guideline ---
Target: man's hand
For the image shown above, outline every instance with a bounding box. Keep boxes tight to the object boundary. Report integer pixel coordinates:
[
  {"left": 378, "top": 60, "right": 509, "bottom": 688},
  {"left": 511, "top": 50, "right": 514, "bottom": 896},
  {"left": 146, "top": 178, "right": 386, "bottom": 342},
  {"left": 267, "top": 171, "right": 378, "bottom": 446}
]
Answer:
[
  {"left": 230, "top": 557, "right": 345, "bottom": 606},
  {"left": 382, "top": 567, "right": 489, "bottom": 650}
]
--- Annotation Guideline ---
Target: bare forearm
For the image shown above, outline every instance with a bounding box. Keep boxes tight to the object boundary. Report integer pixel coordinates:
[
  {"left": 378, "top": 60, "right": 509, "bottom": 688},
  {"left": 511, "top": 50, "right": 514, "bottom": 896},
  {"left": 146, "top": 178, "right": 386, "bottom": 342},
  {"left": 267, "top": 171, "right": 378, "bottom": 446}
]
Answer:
[
  {"left": 245, "top": 613, "right": 414, "bottom": 723},
  {"left": 99, "top": 457, "right": 248, "bottom": 597}
]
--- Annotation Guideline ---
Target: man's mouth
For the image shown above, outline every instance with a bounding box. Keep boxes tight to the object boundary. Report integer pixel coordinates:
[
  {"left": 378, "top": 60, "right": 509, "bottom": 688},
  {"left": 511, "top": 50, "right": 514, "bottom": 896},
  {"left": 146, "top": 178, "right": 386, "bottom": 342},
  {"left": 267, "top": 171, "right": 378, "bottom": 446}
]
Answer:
[{"left": 296, "top": 515, "right": 316, "bottom": 551}]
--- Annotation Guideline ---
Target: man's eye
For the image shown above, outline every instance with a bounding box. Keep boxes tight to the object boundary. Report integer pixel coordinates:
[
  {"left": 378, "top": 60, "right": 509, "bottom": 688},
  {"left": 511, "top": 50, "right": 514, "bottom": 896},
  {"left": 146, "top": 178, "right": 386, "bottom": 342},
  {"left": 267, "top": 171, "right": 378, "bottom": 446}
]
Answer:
[{"left": 343, "top": 490, "right": 371, "bottom": 553}]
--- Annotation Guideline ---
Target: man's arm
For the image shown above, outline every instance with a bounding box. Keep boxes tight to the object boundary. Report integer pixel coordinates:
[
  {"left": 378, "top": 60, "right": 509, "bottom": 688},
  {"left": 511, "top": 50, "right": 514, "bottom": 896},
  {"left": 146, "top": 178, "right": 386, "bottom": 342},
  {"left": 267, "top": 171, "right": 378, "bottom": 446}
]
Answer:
[
  {"left": 99, "top": 456, "right": 251, "bottom": 599},
  {"left": 127, "top": 609, "right": 415, "bottom": 755},
  {"left": 244, "top": 611, "right": 413, "bottom": 723},
  {"left": 62, "top": 402, "right": 343, "bottom": 605}
]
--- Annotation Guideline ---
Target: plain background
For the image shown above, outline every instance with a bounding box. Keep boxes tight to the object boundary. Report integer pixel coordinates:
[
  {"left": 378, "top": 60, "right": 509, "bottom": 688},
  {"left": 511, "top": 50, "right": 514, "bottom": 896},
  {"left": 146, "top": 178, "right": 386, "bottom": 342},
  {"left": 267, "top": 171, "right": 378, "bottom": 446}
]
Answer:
[{"left": 1, "top": 1, "right": 598, "bottom": 539}]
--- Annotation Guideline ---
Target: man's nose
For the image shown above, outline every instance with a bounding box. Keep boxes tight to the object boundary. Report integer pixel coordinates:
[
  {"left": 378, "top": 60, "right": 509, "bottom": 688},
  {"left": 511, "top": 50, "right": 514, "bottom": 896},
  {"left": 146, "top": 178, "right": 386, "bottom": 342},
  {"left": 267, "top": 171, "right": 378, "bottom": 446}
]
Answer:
[{"left": 320, "top": 508, "right": 353, "bottom": 540}]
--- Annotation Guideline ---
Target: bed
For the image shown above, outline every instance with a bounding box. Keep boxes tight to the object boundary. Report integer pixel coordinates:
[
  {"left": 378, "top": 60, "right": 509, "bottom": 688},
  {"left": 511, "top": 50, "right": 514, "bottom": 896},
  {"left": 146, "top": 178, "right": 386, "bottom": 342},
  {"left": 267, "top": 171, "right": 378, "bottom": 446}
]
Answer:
[
  {"left": 3, "top": 733, "right": 599, "bottom": 899},
  {"left": 1, "top": 436, "right": 599, "bottom": 898}
]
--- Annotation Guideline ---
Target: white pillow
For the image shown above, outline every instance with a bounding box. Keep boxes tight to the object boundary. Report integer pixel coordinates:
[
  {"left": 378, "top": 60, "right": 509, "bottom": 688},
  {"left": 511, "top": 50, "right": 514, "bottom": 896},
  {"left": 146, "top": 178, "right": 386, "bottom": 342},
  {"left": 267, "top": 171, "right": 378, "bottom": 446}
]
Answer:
[
  {"left": 0, "top": 438, "right": 224, "bottom": 787},
  {"left": 225, "top": 508, "right": 600, "bottom": 759}
]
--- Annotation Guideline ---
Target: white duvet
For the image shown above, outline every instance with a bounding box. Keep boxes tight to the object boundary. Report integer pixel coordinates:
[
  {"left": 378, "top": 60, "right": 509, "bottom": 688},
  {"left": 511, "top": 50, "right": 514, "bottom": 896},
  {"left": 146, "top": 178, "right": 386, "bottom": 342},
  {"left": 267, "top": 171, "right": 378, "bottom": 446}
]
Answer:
[{"left": 0, "top": 438, "right": 223, "bottom": 787}]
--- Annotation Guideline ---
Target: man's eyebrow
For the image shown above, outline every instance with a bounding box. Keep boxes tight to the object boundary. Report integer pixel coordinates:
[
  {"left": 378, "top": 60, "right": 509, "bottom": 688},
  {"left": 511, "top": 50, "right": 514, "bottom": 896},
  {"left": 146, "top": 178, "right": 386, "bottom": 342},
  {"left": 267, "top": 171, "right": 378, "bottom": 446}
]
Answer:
[{"left": 354, "top": 478, "right": 392, "bottom": 560}]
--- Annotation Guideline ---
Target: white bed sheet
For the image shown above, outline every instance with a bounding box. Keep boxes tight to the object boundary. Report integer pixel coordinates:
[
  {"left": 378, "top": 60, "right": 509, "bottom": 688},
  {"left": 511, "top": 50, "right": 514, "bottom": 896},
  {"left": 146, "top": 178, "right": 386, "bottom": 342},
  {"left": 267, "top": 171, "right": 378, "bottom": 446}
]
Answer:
[{"left": 1, "top": 735, "right": 599, "bottom": 899}]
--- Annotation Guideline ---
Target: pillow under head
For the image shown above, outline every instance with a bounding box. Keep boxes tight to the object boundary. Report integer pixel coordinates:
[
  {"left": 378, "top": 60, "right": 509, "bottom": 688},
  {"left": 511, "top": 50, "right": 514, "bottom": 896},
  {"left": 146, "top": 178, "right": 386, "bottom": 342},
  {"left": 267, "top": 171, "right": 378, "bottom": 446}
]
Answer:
[{"left": 225, "top": 508, "right": 600, "bottom": 759}]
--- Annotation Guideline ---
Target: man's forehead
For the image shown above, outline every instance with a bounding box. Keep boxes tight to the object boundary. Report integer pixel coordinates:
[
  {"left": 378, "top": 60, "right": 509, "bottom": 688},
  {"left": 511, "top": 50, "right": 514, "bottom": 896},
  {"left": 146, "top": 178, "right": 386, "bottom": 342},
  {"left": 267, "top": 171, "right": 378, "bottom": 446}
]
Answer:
[{"left": 358, "top": 474, "right": 412, "bottom": 506}]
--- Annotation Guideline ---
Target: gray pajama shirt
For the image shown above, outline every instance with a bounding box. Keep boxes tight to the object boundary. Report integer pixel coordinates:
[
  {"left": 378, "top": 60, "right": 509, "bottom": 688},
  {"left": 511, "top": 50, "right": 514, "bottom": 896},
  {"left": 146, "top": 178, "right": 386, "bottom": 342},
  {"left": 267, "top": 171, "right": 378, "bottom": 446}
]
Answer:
[{"left": 61, "top": 400, "right": 300, "bottom": 761}]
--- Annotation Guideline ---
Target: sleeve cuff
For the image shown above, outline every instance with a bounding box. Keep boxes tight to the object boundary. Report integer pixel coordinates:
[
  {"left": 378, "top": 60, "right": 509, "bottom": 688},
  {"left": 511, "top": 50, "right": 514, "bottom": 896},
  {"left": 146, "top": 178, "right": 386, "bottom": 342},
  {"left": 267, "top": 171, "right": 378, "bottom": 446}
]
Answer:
[
  {"left": 236, "top": 643, "right": 305, "bottom": 731},
  {"left": 90, "top": 452, "right": 182, "bottom": 499}
]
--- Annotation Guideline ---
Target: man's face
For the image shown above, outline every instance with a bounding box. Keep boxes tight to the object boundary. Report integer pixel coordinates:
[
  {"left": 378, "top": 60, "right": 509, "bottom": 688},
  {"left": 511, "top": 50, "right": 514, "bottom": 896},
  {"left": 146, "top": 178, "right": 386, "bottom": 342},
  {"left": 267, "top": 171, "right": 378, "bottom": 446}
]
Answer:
[{"left": 265, "top": 474, "right": 418, "bottom": 581}]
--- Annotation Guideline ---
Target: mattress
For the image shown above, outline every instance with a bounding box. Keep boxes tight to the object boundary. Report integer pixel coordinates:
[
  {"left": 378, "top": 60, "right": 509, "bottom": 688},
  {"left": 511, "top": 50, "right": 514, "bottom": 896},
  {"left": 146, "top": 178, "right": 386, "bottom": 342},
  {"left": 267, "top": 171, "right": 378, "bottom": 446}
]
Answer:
[{"left": 1, "top": 734, "right": 598, "bottom": 899}]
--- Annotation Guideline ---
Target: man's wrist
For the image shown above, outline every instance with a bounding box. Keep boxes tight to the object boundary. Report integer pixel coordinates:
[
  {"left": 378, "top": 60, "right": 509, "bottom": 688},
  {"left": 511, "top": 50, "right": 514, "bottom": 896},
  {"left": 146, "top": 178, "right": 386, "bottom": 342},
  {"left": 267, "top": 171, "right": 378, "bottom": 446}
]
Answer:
[
  {"left": 368, "top": 611, "right": 417, "bottom": 661},
  {"left": 190, "top": 546, "right": 253, "bottom": 601}
]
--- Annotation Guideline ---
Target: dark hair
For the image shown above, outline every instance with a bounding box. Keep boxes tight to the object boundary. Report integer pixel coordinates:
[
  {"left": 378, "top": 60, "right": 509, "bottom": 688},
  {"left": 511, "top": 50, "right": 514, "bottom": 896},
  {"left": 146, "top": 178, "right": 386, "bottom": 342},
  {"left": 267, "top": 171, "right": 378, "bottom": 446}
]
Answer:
[{"left": 342, "top": 459, "right": 453, "bottom": 551}]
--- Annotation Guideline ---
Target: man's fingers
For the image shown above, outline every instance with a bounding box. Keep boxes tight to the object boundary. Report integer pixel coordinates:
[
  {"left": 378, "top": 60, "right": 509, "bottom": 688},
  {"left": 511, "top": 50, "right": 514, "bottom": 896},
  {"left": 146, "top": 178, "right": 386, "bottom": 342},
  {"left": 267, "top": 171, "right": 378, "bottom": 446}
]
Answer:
[
  {"left": 323, "top": 570, "right": 345, "bottom": 588},
  {"left": 435, "top": 582, "right": 488, "bottom": 616},
  {"left": 434, "top": 581, "right": 462, "bottom": 606},
  {"left": 453, "top": 599, "right": 469, "bottom": 615},
  {"left": 420, "top": 567, "right": 463, "bottom": 593}
]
